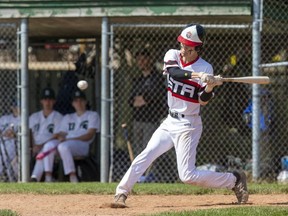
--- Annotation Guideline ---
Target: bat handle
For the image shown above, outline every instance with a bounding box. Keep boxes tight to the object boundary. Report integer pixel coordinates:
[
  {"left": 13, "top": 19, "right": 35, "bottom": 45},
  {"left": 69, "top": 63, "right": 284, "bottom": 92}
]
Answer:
[
  {"left": 121, "top": 124, "right": 128, "bottom": 140},
  {"left": 36, "top": 152, "right": 45, "bottom": 160}
]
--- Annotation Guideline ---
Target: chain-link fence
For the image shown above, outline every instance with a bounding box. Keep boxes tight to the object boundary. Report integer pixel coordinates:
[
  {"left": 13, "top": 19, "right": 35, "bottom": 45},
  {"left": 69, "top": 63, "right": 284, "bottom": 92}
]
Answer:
[
  {"left": 110, "top": 2, "right": 288, "bottom": 183},
  {"left": 0, "top": 0, "right": 287, "bottom": 183},
  {"left": 259, "top": 0, "right": 288, "bottom": 183},
  {"left": 0, "top": 23, "right": 19, "bottom": 182},
  {"left": 110, "top": 22, "right": 253, "bottom": 183}
]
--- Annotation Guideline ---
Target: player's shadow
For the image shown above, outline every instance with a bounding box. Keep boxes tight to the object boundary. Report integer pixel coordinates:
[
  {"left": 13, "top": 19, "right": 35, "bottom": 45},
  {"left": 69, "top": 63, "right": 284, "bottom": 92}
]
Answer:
[
  {"left": 197, "top": 202, "right": 253, "bottom": 207},
  {"left": 154, "top": 205, "right": 186, "bottom": 208},
  {"left": 268, "top": 202, "right": 288, "bottom": 205},
  {"left": 155, "top": 202, "right": 253, "bottom": 208}
]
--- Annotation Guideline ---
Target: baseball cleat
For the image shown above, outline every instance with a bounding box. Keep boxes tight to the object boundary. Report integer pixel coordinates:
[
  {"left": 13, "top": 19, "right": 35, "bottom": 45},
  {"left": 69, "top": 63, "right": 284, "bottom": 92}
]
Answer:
[
  {"left": 232, "top": 170, "right": 249, "bottom": 204},
  {"left": 112, "top": 194, "right": 127, "bottom": 208}
]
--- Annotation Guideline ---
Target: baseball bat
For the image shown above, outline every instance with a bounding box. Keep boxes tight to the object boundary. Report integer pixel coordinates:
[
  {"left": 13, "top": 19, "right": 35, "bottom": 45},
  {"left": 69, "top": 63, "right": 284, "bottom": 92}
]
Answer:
[
  {"left": 36, "top": 146, "right": 57, "bottom": 160},
  {"left": 192, "top": 75, "right": 270, "bottom": 84},
  {"left": 121, "top": 124, "right": 134, "bottom": 162},
  {"left": 221, "top": 76, "right": 270, "bottom": 84}
]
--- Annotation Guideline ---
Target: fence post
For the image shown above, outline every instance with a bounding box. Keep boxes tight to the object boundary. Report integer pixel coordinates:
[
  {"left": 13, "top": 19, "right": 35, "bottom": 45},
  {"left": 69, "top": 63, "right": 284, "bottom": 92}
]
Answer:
[
  {"left": 100, "top": 17, "right": 110, "bottom": 182},
  {"left": 252, "top": 0, "right": 262, "bottom": 181},
  {"left": 20, "top": 18, "right": 30, "bottom": 182}
]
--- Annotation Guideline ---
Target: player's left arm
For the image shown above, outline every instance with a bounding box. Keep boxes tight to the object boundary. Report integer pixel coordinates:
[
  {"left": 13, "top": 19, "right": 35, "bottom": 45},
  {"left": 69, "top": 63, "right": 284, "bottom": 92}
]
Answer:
[
  {"left": 198, "top": 85, "right": 215, "bottom": 106},
  {"left": 198, "top": 65, "right": 222, "bottom": 106}
]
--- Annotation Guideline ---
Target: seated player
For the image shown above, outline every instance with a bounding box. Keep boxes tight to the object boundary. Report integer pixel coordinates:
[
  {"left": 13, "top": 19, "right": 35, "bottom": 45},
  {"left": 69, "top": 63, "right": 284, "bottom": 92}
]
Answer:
[
  {"left": 30, "top": 87, "right": 63, "bottom": 182},
  {"left": 45, "top": 89, "right": 100, "bottom": 182}
]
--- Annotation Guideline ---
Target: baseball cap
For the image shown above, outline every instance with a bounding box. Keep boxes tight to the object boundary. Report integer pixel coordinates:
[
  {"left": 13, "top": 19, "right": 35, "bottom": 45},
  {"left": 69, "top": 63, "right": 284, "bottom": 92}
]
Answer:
[
  {"left": 72, "top": 89, "right": 86, "bottom": 100},
  {"left": 177, "top": 24, "right": 205, "bottom": 47},
  {"left": 11, "top": 98, "right": 20, "bottom": 107},
  {"left": 41, "top": 87, "right": 56, "bottom": 99}
]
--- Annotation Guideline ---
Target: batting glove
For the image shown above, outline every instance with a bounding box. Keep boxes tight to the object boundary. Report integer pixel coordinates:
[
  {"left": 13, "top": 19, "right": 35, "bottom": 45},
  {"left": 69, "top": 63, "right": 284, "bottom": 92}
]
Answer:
[
  {"left": 199, "top": 72, "right": 216, "bottom": 85},
  {"left": 205, "top": 75, "right": 223, "bottom": 92},
  {"left": 214, "top": 75, "right": 223, "bottom": 86}
]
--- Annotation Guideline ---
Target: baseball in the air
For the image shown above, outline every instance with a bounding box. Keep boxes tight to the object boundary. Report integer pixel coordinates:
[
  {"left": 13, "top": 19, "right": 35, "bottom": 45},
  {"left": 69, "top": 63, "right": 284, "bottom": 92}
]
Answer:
[{"left": 77, "top": 80, "right": 88, "bottom": 90}]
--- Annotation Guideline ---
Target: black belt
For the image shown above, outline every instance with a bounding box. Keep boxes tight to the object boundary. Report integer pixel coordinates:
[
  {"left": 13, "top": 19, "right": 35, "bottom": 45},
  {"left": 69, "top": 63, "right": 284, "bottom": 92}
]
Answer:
[
  {"left": 169, "top": 110, "right": 185, "bottom": 118},
  {"left": 169, "top": 110, "right": 200, "bottom": 119}
]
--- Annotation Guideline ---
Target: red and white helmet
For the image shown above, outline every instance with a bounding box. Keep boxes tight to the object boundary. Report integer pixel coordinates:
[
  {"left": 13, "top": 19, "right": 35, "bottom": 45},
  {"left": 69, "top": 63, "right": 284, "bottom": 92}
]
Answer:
[{"left": 177, "top": 24, "right": 206, "bottom": 48}]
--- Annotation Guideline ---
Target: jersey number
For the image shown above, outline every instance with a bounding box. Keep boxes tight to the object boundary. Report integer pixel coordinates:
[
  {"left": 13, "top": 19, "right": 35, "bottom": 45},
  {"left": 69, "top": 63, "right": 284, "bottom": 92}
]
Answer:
[{"left": 68, "top": 123, "right": 75, "bottom": 130}]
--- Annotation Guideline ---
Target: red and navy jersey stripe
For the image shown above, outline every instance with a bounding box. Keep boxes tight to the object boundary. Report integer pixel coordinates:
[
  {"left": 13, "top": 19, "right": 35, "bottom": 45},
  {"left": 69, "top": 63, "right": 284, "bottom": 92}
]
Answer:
[{"left": 167, "top": 75, "right": 205, "bottom": 103}]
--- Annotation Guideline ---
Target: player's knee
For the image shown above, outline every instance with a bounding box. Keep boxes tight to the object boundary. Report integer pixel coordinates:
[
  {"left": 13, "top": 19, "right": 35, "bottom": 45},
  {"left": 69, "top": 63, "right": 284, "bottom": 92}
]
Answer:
[
  {"left": 179, "top": 169, "right": 199, "bottom": 185},
  {"left": 43, "top": 139, "right": 59, "bottom": 151},
  {"left": 57, "top": 143, "right": 69, "bottom": 154},
  {"left": 43, "top": 142, "right": 54, "bottom": 151}
]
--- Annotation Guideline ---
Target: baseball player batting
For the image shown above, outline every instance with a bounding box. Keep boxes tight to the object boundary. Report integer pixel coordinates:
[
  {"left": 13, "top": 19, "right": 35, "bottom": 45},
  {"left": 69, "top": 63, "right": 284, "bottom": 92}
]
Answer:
[{"left": 112, "top": 24, "right": 248, "bottom": 208}]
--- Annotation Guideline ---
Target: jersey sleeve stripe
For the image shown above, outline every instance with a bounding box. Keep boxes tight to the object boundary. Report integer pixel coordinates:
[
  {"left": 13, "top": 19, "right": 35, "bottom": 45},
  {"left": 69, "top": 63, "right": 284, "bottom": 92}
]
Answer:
[{"left": 164, "top": 60, "right": 178, "bottom": 66}]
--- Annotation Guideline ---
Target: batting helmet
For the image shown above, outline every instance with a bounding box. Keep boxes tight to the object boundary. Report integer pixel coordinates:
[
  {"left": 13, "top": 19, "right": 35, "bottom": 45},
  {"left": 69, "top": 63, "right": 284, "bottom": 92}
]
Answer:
[{"left": 177, "top": 24, "right": 206, "bottom": 52}]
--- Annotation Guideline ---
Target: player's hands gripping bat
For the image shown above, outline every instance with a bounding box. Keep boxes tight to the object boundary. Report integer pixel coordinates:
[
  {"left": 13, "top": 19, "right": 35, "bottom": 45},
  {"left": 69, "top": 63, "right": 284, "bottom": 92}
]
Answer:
[
  {"left": 205, "top": 75, "right": 223, "bottom": 92},
  {"left": 198, "top": 72, "right": 216, "bottom": 84}
]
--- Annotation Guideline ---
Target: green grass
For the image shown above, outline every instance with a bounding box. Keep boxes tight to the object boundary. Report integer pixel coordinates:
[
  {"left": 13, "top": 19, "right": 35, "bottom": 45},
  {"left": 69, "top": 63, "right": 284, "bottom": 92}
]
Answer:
[
  {"left": 0, "top": 209, "right": 19, "bottom": 216},
  {"left": 0, "top": 182, "right": 287, "bottom": 195},
  {"left": 148, "top": 207, "right": 288, "bottom": 216},
  {"left": 0, "top": 182, "right": 287, "bottom": 216}
]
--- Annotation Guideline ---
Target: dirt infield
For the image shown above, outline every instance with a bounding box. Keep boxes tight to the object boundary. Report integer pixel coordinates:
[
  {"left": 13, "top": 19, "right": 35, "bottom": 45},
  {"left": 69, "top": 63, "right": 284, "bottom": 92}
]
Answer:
[{"left": 0, "top": 194, "right": 287, "bottom": 216}]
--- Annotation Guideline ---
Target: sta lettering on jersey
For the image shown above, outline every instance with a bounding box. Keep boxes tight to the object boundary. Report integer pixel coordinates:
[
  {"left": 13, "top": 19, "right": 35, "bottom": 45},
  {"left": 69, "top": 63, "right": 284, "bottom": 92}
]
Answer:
[{"left": 168, "top": 76, "right": 202, "bottom": 103}]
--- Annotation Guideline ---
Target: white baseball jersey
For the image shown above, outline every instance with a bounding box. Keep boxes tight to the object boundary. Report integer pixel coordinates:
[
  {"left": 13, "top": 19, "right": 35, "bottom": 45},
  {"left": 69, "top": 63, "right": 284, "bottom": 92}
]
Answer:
[
  {"left": 29, "top": 110, "right": 63, "bottom": 145},
  {"left": 57, "top": 110, "right": 100, "bottom": 143},
  {"left": 163, "top": 49, "right": 213, "bottom": 115},
  {"left": 0, "top": 114, "right": 20, "bottom": 140}
]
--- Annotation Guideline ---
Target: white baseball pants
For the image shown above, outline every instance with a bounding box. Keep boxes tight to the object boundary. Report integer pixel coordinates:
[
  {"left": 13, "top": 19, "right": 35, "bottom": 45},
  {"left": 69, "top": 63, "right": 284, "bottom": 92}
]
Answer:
[
  {"left": 31, "top": 139, "right": 60, "bottom": 181},
  {"left": 57, "top": 140, "right": 90, "bottom": 175},
  {"left": 116, "top": 115, "right": 237, "bottom": 196}
]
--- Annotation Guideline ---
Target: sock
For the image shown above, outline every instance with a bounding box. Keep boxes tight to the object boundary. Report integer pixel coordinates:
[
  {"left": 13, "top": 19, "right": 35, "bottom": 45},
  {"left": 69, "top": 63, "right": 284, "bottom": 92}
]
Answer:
[
  {"left": 31, "top": 175, "right": 38, "bottom": 181},
  {"left": 45, "top": 175, "right": 52, "bottom": 182},
  {"left": 233, "top": 171, "right": 241, "bottom": 185},
  {"left": 69, "top": 175, "right": 78, "bottom": 183}
]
